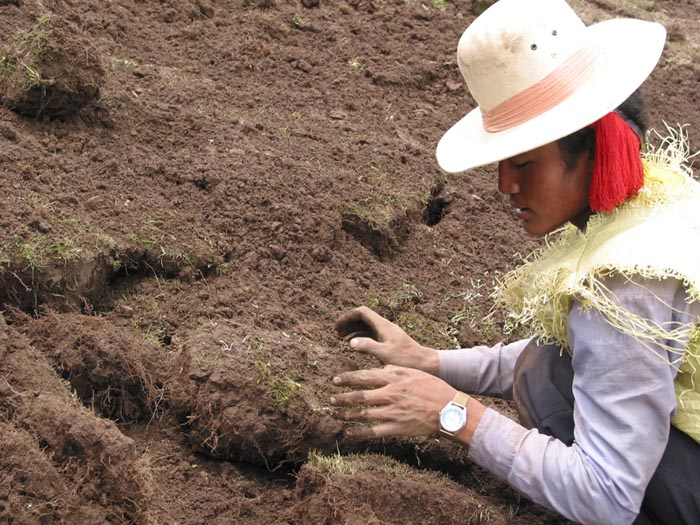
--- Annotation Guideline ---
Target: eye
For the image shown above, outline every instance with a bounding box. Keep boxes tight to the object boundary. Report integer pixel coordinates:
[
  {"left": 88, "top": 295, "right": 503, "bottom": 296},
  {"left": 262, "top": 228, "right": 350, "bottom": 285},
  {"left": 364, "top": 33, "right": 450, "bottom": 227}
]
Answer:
[{"left": 512, "top": 160, "right": 532, "bottom": 169}]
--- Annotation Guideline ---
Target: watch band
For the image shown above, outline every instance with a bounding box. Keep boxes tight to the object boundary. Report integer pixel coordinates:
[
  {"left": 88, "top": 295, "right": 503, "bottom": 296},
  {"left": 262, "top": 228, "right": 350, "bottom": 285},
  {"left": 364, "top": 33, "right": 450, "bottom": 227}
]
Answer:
[{"left": 452, "top": 391, "right": 470, "bottom": 407}]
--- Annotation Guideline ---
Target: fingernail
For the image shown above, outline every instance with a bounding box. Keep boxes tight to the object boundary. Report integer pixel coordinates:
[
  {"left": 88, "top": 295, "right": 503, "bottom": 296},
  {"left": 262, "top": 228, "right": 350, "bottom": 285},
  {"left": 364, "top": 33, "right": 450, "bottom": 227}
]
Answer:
[
  {"left": 332, "top": 376, "right": 341, "bottom": 384},
  {"left": 329, "top": 396, "right": 336, "bottom": 405},
  {"left": 350, "top": 338, "right": 358, "bottom": 348}
]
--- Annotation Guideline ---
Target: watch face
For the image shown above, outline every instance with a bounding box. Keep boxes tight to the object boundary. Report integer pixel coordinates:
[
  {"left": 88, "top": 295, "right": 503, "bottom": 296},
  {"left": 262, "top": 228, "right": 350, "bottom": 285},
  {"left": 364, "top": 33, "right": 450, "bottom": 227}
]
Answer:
[{"left": 440, "top": 405, "right": 466, "bottom": 433}]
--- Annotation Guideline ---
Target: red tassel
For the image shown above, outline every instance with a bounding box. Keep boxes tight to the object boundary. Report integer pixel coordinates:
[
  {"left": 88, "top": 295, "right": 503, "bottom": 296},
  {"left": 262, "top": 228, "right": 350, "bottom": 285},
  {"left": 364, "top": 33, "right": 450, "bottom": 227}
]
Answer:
[{"left": 589, "top": 112, "right": 644, "bottom": 212}]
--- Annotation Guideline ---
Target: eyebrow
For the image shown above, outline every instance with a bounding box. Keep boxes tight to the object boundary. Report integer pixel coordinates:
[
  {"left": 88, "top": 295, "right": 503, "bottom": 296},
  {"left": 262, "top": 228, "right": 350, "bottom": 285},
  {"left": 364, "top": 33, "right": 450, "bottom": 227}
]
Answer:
[{"left": 509, "top": 154, "right": 533, "bottom": 164}]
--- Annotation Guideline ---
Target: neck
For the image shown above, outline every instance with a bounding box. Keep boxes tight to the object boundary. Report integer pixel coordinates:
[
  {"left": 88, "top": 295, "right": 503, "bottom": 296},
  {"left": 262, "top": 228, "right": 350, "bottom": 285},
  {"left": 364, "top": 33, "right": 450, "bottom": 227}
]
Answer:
[{"left": 569, "top": 206, "right": 593, "bottom": 231}]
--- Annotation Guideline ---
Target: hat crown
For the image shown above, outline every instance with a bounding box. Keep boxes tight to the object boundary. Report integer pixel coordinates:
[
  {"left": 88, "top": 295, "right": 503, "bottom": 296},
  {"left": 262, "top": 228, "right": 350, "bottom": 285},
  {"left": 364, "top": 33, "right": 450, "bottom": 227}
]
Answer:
[{"left": 458, "top": 0, "right": 586, "bottom": 112}]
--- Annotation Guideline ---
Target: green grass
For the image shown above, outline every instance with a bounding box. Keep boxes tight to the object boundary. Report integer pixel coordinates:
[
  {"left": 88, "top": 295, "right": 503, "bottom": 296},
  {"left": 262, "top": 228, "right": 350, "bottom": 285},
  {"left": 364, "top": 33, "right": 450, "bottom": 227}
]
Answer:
[
  {"left": 450, "top": 304, "right": 498, "bottom": 344},
  {"left": 132, "top": 218, "right": 163, "bottom": 250},
  {"left": 97, "top": 233, "right": 118, "bottom": 251},
  {"left": 364, "top": 295, "right": 380, "bottom": 309},
  {"left": 19, "top": 61, "right": 42, "bottom": 89},
  {"left": 396, "top": 311, "right": 461, "bottom": 349},
  {"left": 157, "top": 246, "right": 193, "bottom": 268},
  {"left": 129, "top": 219, "right": 198, "bottom": 271},
  {"left": 48, "top": 238, "right": 80, "bottom": 265},
  {"left": 13, "top": 234, "right": 47, "bottom": 271},
  {"left": 268, "top": 377, "right": 302, "bottom": 406},
  {"left": 247, "top": 336, "right": 303, "bottom": 406},
  {"left": 347, "top": 57, "right": 362, "bottom": 72},
  {"left": 1, "top": 53, "right": 17, "bottom": 75},
  {"left": 1, "top": 12, "right": 55, "bottom": 90},
  {"left": 389, "top": 283, "right": 422, "bottom": 311},
  {"left": 334, "top": 194, "right": 399, "bottom": 230},
  {"left": 308, "top": 450, "right": 415, "bottom": 478},
  {"left": 36, "top": 13, "right": 52, "bottom": 28}
]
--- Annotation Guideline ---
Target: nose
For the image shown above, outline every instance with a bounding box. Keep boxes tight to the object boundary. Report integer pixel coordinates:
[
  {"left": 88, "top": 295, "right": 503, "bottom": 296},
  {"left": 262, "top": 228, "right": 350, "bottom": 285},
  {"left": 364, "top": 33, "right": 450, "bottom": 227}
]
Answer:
[{"left": 498, "top": 162, "right": 521, "bottom": 195}]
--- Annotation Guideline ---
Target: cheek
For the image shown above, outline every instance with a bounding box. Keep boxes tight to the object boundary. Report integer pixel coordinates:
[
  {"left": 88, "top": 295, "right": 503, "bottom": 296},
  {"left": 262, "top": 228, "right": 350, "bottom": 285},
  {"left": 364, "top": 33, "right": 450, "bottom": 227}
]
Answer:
[
  {"left": 571, "top": 158, "right": 593, "bottom": 201},
  {"left": 575, "top": 171, "right": 592, "bottom": 205}
]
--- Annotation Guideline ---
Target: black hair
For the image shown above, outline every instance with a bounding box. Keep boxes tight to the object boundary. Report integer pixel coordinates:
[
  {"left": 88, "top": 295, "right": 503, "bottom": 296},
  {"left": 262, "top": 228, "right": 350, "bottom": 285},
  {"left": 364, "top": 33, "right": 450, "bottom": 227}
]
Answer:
[{"left": 557, "top": 89, "right": 648, "bottom": 171}]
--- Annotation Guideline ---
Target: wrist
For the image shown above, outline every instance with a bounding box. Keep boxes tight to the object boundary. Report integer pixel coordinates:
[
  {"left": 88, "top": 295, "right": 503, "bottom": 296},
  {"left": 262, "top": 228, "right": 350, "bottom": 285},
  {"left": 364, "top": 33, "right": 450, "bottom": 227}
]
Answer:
[
  {"left": 420, "top": 347, "right": 440, "bottom": 375},
  {"left": 453, "top": 397, "right": 486, "bottom": 446},
  {"left": 438, "top": 392, "right": 485, "bottom": 447}
]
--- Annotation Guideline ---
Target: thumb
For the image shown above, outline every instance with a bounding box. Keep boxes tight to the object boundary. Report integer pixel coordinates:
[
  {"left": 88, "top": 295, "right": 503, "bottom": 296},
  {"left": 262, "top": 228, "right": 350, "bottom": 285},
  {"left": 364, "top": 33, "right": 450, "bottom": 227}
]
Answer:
[{"left": 349, "top": 336, "right": 389, "bottom": 361}]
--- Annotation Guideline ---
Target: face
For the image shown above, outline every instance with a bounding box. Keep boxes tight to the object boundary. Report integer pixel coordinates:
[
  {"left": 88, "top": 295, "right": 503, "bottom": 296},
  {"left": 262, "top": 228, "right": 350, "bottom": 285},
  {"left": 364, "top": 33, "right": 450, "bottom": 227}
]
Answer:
[{"left": 497, "top": 141, "right": 593, "bottom": 236}]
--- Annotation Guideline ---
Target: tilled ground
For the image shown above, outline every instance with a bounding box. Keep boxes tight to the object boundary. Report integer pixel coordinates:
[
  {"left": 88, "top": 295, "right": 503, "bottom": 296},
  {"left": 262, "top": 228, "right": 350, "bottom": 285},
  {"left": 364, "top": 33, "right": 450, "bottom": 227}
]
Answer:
[{"left": 1, "top": 0, "right": 698, "bottom": 523}]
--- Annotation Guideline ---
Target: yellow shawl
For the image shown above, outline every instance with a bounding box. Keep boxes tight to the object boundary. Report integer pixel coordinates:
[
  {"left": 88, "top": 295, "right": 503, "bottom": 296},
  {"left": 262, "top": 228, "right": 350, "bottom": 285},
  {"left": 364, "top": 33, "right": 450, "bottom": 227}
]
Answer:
[{"left": 495, "top": 134, "right": 700, "bottom": 442}]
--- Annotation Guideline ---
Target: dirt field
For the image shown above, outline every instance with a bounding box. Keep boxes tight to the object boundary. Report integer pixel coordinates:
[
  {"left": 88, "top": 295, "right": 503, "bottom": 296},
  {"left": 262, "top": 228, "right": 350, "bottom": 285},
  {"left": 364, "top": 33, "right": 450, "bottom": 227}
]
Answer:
[{"left": 1, "top": 0, "right": 698, "bottom": 523}]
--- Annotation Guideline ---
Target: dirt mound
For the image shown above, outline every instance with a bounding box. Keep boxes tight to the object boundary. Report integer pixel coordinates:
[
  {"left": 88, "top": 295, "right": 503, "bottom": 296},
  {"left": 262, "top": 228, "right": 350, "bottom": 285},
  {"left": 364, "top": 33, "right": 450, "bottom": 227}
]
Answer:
[
  {"left": 0, "top": 314, "right": 152, "bottom": 523},
  {"left": 292, "top": 452, "right": 503, "bottom": 525},
  {"left": 0, "top": 13, "right": 103, "bottom": 119},
  {"left": 169, "top": 325, "right": 345, "bottom": 467},
  {"left": 0, "top": 0, "right": 698, "bottom": 523},
  {"left": 13, "top": 310, "right": 168, "bottom": 423}
]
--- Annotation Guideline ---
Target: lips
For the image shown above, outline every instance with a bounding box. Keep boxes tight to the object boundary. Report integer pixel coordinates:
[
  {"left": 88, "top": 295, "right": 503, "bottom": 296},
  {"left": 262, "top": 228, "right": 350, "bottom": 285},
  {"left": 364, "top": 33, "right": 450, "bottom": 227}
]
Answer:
[{"left": 513, "top": 207, "right": 530, "bottom": 220}]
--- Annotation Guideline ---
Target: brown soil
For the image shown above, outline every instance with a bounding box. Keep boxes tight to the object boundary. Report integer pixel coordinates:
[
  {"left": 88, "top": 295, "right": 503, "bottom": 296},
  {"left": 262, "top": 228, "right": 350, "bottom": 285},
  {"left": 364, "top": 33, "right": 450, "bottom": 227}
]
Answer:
[{"left": 1, "top": 1, "right": 698, "bottom": 524}]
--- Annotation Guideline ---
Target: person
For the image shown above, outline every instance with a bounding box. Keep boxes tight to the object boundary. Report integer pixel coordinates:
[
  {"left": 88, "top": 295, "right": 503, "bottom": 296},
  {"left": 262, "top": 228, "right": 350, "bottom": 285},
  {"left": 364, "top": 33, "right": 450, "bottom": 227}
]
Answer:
[{"left": 328, "top": 0, "right": 700, "bottom": 523}]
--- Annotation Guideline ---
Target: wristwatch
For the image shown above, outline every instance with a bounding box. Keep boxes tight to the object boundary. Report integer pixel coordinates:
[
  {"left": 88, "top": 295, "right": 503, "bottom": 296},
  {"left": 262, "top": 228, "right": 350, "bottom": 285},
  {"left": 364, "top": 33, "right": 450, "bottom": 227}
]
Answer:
[{"left": 439, "top": 391, "right": 470, "bottom": 437}]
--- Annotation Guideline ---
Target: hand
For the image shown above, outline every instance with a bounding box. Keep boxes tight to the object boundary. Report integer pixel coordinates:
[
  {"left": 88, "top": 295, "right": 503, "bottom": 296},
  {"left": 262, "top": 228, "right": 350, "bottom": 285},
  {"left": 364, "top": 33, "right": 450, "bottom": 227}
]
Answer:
[
  {"left": 330, "top": 365, "right": 456, "bottom": 438},
  {"left": 335, "top": 306, "right": 439, "bottom": 375}
]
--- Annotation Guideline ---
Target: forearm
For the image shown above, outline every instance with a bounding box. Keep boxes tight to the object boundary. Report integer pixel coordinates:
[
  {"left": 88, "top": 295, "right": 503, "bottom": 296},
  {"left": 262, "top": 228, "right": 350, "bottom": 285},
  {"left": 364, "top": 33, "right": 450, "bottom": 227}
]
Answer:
[
  {"left": 467, "top": 409, "right": 644, "bottom": 524},
  {"left": 416, "top": 345, "right": 440, "bottom": 376},
  {"left": 442, "top": 396, "right": 642, "bottom": 523},
  {"left": 438, "top": 338, "right": 531, "bottom": 397}
]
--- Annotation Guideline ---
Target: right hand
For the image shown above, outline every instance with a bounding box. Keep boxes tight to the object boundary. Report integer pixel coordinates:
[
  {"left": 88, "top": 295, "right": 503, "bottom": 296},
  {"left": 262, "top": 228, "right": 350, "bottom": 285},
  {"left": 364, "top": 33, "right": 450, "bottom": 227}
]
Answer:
[{"left": 335, "top": 306, "right": 439, "bottom": 375}]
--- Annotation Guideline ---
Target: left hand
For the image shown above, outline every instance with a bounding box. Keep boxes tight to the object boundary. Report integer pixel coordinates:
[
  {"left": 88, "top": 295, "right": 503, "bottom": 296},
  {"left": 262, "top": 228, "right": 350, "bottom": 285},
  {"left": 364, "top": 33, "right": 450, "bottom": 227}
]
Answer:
[
  {"left": 335, "top": 306, "right": 438, "bottom": 374},
  {"left": 330, "top": 365, "right": 457, "bottom": 439}
]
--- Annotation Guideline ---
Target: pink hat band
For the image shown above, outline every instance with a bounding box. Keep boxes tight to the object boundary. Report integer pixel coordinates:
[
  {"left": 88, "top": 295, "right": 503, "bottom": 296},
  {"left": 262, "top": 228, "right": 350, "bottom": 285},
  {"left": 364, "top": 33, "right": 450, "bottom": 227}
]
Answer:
[{"left": 481, "top": 45, "right": 601, "bottom": 133}]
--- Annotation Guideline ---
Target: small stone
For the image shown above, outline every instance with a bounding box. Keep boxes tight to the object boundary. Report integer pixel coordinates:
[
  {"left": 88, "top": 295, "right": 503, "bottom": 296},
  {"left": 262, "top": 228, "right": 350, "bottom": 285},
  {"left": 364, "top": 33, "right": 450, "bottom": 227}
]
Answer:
[{"left": 329, "top": 110, "right": 347, "bottom": 120}]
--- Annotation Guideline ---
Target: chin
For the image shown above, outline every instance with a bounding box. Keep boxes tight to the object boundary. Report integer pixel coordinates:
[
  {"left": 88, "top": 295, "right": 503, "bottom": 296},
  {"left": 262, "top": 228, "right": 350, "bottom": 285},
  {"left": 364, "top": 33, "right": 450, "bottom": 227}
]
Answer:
[
  {"left": 522, "top": 224, "right": 547, "bottom": 237},
  {"left": 524, "top": 219, "right": 569, "bottom": 237}
]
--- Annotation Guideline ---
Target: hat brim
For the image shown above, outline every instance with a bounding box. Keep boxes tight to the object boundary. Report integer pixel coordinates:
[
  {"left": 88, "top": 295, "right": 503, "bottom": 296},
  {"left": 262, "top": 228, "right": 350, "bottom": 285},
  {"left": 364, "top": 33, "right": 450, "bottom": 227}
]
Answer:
[{"left": 435, "top": 18, "right": 667, "bottom": 174}]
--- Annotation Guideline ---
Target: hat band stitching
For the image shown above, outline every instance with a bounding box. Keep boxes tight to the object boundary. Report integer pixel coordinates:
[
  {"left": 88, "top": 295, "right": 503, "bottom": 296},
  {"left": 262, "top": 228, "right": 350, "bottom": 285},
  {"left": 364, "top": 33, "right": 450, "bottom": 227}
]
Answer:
[{"left": 481, "top": 44, "right": 600, "bottom": 133}]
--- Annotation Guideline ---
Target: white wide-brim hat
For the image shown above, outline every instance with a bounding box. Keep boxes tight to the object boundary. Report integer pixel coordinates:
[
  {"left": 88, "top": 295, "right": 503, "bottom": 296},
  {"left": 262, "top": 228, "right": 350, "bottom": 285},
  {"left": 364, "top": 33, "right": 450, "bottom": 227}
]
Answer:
[{"left": 436, "top": 0, "right": 666, "bottom": 174}]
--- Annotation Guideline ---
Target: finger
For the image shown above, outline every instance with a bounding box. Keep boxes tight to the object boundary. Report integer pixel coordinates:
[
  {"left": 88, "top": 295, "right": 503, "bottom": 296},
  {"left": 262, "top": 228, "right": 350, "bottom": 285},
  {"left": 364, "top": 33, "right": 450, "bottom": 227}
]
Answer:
[
  {"left": 332, "top": 405, "right": 388, "bottom": 422},
  {"left": 344, "top": 422, "right": 403, "bottom": 440},
  {"left": 330, "top": 388, "right": 389, "bottom": 407},
  {"left": 332, "top": 368, "right": 389, "bottom": 388},
  {"left": 341, "top": 424, "right": 379, "bottom": 440},
  {"left": 347, "top": 336, "right": 386, "bottom": 357},
  {"left": 335, "top": 307, "right": 380, "bottom": 341}
]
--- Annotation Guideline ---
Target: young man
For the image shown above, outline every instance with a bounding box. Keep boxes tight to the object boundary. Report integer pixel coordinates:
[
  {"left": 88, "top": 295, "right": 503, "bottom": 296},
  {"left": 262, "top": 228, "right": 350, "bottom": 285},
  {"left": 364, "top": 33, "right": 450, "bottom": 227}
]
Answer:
[{"left": 330, "top": 1, "right": 700, "bottom": 523}]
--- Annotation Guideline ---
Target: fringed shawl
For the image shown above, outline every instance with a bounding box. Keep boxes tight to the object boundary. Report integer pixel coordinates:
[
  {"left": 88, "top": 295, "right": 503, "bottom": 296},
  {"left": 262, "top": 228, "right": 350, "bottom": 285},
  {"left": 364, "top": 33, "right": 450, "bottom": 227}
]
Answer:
[{"left": 495, "top": 131, "right": 700, "bottom": 441}]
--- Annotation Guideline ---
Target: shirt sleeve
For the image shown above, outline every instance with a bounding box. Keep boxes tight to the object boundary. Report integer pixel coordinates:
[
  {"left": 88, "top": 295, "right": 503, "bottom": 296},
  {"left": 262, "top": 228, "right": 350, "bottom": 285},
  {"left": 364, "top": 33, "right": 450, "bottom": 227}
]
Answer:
[
  {"left": 438, "top": 338, "right": 531, "bottom": 399},
  {"left": 466, "top": 275, "right": 698, "bottom": 525}
]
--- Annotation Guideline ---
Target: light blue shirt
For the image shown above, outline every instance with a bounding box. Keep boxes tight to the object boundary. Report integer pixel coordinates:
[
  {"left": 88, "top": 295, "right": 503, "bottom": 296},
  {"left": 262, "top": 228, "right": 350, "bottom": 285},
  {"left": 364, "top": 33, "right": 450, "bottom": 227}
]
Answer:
[{"left": 438, "top": 275, "right": 700, "bottom": 524}]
